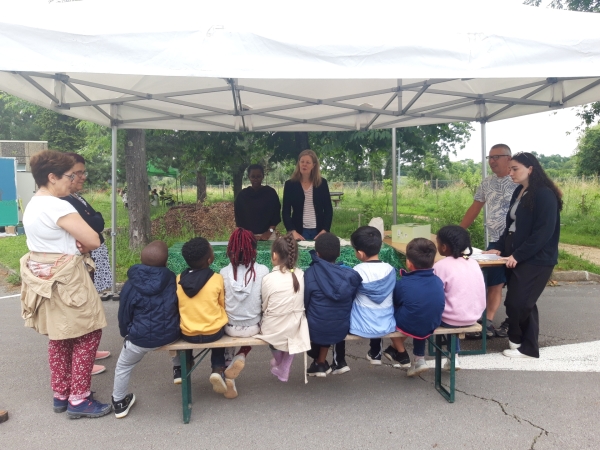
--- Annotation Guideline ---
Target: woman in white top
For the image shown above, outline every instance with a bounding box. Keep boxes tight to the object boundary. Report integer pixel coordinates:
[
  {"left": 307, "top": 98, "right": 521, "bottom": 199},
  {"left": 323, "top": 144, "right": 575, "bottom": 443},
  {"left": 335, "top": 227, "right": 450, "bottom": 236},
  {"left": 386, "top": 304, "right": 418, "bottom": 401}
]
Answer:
[
  {"left": 21, "top": 150, "right": 111, "bottom": 419},
  {"left": 282, "top": 150, "right": 333, "bottom": 241}
]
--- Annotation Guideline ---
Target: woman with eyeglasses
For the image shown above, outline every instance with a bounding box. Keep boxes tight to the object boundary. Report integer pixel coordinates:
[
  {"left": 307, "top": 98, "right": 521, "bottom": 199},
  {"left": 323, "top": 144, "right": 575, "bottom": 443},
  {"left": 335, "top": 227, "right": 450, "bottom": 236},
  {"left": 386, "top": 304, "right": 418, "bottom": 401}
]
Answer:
[
  {"left": 21, "top": 150, "right": 111, "bottom": 418},
  {"left": 488, "top": 152, "right": 562, "bottom": 359}
]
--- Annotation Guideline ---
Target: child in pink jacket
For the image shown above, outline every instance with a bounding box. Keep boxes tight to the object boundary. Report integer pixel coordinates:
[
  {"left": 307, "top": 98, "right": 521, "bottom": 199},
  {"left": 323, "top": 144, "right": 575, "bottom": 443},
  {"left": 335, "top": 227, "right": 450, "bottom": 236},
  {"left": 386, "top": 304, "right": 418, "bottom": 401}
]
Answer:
[{"left": 433, "top": 225, "right": 486, "bottom": 368}]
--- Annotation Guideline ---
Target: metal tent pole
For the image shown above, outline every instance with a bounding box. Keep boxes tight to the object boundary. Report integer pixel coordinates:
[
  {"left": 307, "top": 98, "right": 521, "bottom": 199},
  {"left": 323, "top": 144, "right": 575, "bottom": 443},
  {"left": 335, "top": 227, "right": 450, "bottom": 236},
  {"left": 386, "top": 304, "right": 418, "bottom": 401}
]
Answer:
[
  {"left": 392, "top": 127, "right": 397, "bottom": 225},
  {"left": 480, "top": 121, "right": 489, "bottom": 246},
  {"left": 110, "top": 106, "right": 118, "bottom": 295}
]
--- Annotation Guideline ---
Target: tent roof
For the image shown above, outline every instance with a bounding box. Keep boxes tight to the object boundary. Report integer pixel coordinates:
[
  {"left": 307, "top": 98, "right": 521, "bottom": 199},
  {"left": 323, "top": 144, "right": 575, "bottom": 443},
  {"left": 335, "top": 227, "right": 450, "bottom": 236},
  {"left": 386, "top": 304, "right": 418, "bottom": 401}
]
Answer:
[
  {"left": 147, "top": 162, "right": 179, "bottom": 178},
  {"left": 1, "top": 0, "right": 600, "bottom": 132}
]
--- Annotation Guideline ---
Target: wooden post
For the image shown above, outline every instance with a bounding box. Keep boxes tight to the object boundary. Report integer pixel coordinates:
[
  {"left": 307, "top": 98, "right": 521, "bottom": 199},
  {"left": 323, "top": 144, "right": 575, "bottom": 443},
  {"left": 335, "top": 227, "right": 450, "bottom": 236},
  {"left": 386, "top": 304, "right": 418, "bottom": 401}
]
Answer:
[{"left": 125, "top": 129, "right": 151, "bottom": 250}]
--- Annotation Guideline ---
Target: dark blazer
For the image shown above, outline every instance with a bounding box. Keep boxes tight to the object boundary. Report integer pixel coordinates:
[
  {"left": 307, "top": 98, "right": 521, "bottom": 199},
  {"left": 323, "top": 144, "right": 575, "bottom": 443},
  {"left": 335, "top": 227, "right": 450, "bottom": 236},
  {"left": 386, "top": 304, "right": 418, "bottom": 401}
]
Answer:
[
  {"left": 497, "top": 185, "right": 560, "bottom": 266},
  {"left": 60, "top": 193, "right": 105, "bottom": 244},
  {"left": 118, "top": 264, "right": 180, "bottom": 348},
  {"left": 304, "top": 251, "right": 362, "bottom": 345},
  {"left": 282, "top": 178, "right": 333, "bottom": 234}
]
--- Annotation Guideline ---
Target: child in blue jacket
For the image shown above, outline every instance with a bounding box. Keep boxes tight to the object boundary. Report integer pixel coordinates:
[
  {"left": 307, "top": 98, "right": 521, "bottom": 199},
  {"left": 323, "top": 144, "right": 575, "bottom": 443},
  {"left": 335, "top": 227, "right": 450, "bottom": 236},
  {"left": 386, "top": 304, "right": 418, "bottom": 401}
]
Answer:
[
  {"left": 383, "top": 238, "right": 445, "bottom": 376},
  {"left": 112, "top": 241, "right": 180, "bottom": 418},
  {"left": 304, "top": 233, "right": 362, "bottom": 376}
]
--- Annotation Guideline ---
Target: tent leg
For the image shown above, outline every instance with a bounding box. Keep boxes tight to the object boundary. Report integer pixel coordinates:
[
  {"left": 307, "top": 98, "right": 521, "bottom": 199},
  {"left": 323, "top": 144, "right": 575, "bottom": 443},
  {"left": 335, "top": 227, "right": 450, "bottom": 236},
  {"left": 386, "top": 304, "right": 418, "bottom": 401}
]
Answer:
[
  {"left": 480, "top": 121, "right": 488, "bottom": 247},
  {"left": 110, "top": 122, "right": 117, "bottom": 295},
  {"left": 392, "top": 127, "right": 397, "bottom": 225}
]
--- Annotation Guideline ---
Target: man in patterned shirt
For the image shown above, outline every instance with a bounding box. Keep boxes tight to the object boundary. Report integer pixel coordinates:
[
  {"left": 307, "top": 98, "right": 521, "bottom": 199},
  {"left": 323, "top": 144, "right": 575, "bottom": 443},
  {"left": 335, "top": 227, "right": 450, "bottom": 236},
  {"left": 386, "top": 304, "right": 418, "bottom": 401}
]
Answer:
[{"left": 460, "top": 144, "right": 518, "bottom": 339}]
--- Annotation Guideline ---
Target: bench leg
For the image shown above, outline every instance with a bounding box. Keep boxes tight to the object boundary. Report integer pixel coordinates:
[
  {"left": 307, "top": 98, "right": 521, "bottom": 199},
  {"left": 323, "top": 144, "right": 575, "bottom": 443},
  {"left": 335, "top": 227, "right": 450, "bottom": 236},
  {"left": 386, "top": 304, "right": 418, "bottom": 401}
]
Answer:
[
  {"left": 432, "top": 335, "right": 456, "bottom": 403},
  {"left": 180, "top": 350, "right": 193, "bottom": 424}
]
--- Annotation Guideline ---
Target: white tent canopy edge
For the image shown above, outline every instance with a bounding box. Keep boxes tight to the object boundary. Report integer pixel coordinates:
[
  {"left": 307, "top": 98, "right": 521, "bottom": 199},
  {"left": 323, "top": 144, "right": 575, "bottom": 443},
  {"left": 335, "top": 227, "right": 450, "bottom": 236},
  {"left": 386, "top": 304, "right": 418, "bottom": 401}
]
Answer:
[{"left": 2, "top": 0, "right": 600, "bottom": 293}]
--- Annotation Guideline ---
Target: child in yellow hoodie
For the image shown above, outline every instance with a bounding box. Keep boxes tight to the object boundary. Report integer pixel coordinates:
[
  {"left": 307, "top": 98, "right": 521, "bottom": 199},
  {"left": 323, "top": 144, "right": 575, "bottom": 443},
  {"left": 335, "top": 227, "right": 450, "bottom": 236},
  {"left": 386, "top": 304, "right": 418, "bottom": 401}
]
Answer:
[{"left": 174, "top": 237, "right": 233, "bottom": 397}]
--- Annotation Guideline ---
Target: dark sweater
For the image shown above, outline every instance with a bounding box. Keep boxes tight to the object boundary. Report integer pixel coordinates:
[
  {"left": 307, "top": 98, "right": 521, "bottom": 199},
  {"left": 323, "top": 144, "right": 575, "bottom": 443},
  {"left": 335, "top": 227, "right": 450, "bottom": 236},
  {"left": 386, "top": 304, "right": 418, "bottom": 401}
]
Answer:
[
  {"left": 282, "top": 179, "right": 333, "bottom": 234},
  {"left": 60, "top": 193, "right": 105, "bottom": 244},
  {"left": 304, "top": 251, "right": 362, "bottom": 345},
  {"left": 234, "top": 185, "right": 281, "bottom": 234},
  {"left": 118, "top": 264, "right": 180, "bottom": 348},
  {"left": 393, "top": 268, "right": 445, "bottom": 338},
  {"left": 497, "top": 185, "right": 560, "bottom": 266}
]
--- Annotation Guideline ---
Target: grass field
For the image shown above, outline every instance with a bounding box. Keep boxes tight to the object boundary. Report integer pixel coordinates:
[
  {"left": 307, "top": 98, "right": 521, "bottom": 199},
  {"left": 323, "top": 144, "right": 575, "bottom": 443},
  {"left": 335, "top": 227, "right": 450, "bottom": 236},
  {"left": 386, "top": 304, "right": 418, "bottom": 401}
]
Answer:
[{"left": 1, "top": 179, "right": 598, "bottom": 283}]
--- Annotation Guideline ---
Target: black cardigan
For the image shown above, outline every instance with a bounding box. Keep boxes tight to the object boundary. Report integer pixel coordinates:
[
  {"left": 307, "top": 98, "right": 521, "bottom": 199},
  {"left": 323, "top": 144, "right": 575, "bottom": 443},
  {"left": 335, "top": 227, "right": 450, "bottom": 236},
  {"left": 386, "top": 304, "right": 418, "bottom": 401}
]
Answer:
[
  {"left": 60, "top": 194, "right": 105, "bottom": 244},
  {"left": 282, "top": 178, "right": 333, "bottom": 234},
  {"left": 497, "top": 185, "right": 560, "bottom": 266}
]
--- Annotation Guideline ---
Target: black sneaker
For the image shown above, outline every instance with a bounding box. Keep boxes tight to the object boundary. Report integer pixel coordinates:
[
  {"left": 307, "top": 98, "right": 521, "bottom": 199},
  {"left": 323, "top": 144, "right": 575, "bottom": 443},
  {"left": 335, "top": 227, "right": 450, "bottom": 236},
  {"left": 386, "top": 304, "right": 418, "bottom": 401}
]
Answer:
[
  {"left": 173, "top": 366, "right": 182, "bottom": 385},
  {"left": 331, "top": 360, "right": 351, "bottom": 375},
  {"left": 495, "top": 320, "right": 509, "bottom": 338},
  {"left": 366, "top": 349, "right": 382, "bottom": 365},
  {"left": 307, "top": 360, "right": 331, "bottom": 377},
  {"left": 112, "top": 394, "right": 136, "bottom": 419},
  {"left": 384, "top": 346, "right": 411, "bottom": 368},
  {"left": 486, "top": 323, "right": 496, "bottom": 338}
]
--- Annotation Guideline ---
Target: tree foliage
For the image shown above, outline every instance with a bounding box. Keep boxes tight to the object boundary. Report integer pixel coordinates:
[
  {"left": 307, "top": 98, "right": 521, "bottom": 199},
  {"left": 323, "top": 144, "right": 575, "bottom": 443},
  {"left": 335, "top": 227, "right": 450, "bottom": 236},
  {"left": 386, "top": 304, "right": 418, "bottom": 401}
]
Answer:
[{"left": 575, "top": 124, "right": 600, "bottom": 175}]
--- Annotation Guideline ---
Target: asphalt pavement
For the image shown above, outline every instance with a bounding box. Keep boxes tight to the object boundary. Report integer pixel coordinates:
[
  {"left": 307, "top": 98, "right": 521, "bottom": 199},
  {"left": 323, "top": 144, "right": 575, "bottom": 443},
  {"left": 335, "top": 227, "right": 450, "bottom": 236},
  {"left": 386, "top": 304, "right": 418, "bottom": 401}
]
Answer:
[{"left": 1, "top": 282, "right": 599, "bottom": 450}]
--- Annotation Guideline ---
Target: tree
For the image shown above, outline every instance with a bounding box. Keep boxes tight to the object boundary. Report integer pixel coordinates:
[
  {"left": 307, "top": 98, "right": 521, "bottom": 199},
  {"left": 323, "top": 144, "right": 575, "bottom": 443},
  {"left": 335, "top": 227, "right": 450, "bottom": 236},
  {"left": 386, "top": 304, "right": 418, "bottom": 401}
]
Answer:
[
  {"left": 524, "top": 0, "right": 600, "bottom": 128},
  {"left": 575, "top": 124, "right": 600, "bottom": 175},
  {"left": 125, "top": 129, "right": 151, "bottom": 249}
]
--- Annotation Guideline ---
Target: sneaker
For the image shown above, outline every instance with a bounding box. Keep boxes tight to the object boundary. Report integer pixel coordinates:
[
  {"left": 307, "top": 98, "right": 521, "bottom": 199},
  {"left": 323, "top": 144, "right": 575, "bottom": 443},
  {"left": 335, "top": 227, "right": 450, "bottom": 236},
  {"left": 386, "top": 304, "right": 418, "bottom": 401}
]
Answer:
[
  {"left": 112, "top": 394, "right": 136, "bottom": 419},
  {"left": 407, "top": 359, "right": 429, "bottom": 377},
  {"left": 209, "top": 369, "right": 227, "bottom": 394},
  {"left": 306, "top": 360, "right": 331, "bottom": 377},
  {"left": 366, "top": 350, "right": 382, "bottom": 365},
  {"left": 95, "top": 350, "right": 111, "bottom": 360},
  {"left": 67, "top": 398, "right": 112, "bottom": 419},
  {"left": 330, "top": 361, "right": 351, "bottom": 375},
  {"left": 224, "top": 379, "right": 238, "bottom": 399},
  {"left": 508, "top": 340, "right": 521, "bottom": 350},
  {"left": 224, "top": 354, "right": 246, "bottom": 380},
  {"left": 443, "top": 356, "right": 461, "bottom": 371},
  {"left": 53, "top": 397, "right": 68, "bottom": 413},
  {"left": 383, "top": 345, "right": 411, "bottom": 368},
  {"left": 486, "top": 324, "right": 496, "bottom": 339},
  {"left": 91, "top": 364, "right": 106, "bottom": 375},
  {"left": 503, "top": 348, "right": 535, "bottom": 359},
  {"left": 173, "top": 366, "right": 182, "bottom": 385},
  {"left": 495, "top": 320, "right": 509, "bottom": 338}
]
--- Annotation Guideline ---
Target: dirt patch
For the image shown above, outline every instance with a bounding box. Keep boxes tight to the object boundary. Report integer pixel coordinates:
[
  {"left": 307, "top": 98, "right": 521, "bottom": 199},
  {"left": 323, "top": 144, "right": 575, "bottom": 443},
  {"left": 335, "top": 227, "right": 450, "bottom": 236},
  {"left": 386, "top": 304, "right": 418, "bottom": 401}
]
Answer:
[
  {"left": 151, "top": 202, "right": 236, "bottom": 240},
  {"left": 559, "top": 244, "right": 600, "bottom": 267}
]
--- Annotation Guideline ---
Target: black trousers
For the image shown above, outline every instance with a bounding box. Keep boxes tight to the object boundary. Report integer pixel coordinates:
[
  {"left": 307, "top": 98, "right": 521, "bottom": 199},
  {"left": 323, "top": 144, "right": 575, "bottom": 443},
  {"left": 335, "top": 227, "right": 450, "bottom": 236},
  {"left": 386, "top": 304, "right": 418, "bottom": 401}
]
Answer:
[
  {"left": 504, "top": 263, "right": 554, "bottom": 358},
  {"left": 308, "top": 341, "right": 346, "bottom": 364}
]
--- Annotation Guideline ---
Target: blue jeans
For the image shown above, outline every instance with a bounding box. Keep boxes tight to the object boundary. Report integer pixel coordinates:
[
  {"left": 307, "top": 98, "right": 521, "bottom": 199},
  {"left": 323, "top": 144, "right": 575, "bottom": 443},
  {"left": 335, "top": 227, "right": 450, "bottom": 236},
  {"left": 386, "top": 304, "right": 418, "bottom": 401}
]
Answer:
[
  {"left": 440, "top": 321, "right": 465, "bottom": 353},
  {"left": 301, "top": 228, "right": 319, "bottom": 240},
  {"left": 413, "top": 338, "right": 426, "bottom": 357},
  {"left": 180, "top": 327, "right": 225, "bottom": 368}
]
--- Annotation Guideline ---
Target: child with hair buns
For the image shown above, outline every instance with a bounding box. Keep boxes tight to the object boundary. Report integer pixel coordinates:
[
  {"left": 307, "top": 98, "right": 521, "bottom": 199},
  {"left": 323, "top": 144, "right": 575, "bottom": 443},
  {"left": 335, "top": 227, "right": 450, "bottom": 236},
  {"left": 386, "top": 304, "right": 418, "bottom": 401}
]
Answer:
[
  {"left": 257, "top": 233, "right": 311, "bottom": 382},
  {"left": 219, "top": 228, "right": 269, "bottom": 389},
  {"left": 433, "top": 225, "right": 486, "bottom": 369}
]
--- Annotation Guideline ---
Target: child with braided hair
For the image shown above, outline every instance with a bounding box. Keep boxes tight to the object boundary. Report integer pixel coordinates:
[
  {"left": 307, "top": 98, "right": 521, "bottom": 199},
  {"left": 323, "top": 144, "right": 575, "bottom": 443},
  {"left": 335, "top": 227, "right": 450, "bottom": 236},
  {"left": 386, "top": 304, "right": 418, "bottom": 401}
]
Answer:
[
  {"left": 219, "top": 228, "right": 269, "bottom": 388},
  {"left": 257, "top": 233, "right": 311, "bottom": 382},
  {"left": 433, "top": 225, "right": 486, "bottom": 368}
]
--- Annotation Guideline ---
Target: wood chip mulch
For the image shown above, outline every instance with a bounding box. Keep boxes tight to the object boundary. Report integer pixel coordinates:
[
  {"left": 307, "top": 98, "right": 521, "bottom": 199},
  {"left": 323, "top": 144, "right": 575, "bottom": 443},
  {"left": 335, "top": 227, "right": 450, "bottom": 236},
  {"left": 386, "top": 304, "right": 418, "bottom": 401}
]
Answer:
[{"left": 151, "top": 202, "right": 236, "bottom": 240}]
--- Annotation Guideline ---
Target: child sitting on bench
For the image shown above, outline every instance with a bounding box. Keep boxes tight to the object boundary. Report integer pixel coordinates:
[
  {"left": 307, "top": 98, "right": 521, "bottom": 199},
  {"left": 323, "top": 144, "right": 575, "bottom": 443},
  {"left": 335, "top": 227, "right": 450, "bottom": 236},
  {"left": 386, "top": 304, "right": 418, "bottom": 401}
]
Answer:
[
  {"left": 382, "top": 238, "right": 445, "bottom": 377},
  {"left": 433, "top": 225, "right": 486, "bottom": 369},
  {"left": 258, "top": 233, "right": 311, "bottom": 382},
  {"left": 219, "top": 228, "right": 269, "bottom": 387},
  {"left": 304, "top": 232, "right": 362, "bottom": 377},
  {"left": 174, "top": 237, "right": 234, "bottom": 398},
  {"left": 112, "top": 241, "right": 180, "bottom": 418}
]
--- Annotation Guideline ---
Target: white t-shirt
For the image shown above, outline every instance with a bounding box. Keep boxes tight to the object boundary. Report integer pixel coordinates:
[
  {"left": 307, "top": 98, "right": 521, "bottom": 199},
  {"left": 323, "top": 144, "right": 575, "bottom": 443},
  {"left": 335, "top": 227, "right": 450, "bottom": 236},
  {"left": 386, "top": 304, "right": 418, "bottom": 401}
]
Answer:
[
  {"left": 23, "top": 196, "right": 80, "bottom": 254},
  {"left": 302, "top": 186, "right": 317, "bottom": 229}
]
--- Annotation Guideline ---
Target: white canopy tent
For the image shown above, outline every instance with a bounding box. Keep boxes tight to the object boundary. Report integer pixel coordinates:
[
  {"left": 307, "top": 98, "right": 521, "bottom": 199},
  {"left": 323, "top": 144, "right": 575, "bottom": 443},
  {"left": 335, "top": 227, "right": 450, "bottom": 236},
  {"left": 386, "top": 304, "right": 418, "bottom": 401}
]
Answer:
[{"left": 2, "top": 0, "right": 600, "bottom": 292}]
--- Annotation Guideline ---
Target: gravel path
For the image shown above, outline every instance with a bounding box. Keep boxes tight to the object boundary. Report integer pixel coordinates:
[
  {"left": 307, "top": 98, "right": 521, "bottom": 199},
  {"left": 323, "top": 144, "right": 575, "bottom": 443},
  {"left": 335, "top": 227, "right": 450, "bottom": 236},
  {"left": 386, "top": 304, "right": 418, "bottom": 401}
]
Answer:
[{"left": 559, "top": 243, "right": 600, "bottom": 266}]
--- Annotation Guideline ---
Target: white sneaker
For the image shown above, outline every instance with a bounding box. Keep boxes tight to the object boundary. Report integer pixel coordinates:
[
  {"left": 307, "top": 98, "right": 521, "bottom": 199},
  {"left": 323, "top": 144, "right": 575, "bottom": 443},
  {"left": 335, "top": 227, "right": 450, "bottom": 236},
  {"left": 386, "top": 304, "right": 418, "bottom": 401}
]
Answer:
[
  {"left": 443, "top": 356, "right": 461, "bottom": 371},
  {"left": 224, "top": 378, "right": 238, "bottom": 399},
  {"left": 503, "top": 349, "right": 535, "bottom": 359},
  {"left": 508, "top": 341, "right": 521, "bottom": 350},
  {"left": 224, "top": 354, "right": 246, "bottom": 380},
  {"left": 407, "top": 359, "right": 429, "bottom": 377}
]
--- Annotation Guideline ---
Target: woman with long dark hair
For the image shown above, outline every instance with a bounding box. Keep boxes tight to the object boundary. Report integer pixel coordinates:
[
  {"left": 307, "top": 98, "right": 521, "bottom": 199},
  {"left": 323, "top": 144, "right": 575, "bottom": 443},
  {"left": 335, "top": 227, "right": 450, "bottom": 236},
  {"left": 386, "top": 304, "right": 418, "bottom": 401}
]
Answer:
[
  {"left": 488, "top": 152, "right": 562, "bottom": 359},
  {"left": 282, "top": 150, "right": 333, "bottom": 241}
]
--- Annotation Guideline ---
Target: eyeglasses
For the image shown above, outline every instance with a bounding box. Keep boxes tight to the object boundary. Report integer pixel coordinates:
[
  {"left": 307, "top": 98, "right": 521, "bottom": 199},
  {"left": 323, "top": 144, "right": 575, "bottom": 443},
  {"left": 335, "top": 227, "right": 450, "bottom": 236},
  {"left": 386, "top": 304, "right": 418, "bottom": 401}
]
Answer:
[
  {"left": 513, "top": 152, "right": 532, "bottom": 163},
  {"left": 486, "top": 155, "right": 510, "bottom": 161},
  {"left": 63, "top": 173, "right": 76, "bottom": 182},
  {"left": 74, "top": 170, "right": 88, "bottom": 178}
]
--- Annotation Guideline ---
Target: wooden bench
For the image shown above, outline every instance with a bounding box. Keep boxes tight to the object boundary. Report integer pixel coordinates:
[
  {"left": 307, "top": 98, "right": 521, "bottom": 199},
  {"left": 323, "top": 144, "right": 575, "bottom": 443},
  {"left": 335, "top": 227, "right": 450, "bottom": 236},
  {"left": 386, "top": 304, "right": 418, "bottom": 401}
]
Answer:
[
  {"left": 158, "top": 323, "right": 481, "bottom": 423},
  {"left": 330, "top": 191, "right": 344, "bottom": 207}
]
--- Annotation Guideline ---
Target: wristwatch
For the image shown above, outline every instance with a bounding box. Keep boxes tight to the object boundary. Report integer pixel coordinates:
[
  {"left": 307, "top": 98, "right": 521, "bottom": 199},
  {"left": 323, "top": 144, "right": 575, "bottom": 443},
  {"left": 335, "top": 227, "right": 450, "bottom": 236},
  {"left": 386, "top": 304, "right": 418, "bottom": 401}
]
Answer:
[{"left": 269, "top": 228, "right": 274, "bottom": 233}]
